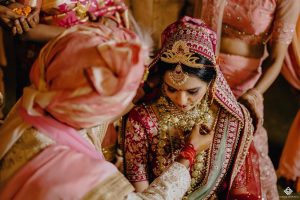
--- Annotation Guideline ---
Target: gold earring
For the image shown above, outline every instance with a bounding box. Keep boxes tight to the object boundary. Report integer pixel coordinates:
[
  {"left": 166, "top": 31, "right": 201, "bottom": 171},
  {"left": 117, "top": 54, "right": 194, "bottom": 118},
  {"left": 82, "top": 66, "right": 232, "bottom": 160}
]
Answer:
[
  {"left": 199, "top": 92, "right": 209, "bottom": 114},
  {"left": 198, "top": 91, "right": 212, "bottom": 125}
]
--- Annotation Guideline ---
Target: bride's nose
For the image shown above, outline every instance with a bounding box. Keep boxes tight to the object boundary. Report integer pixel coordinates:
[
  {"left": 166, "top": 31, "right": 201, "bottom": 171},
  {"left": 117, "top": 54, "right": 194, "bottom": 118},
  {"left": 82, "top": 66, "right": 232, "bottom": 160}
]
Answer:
[{"left": 174, "top": 92, "right": 188, "bottom": 107}]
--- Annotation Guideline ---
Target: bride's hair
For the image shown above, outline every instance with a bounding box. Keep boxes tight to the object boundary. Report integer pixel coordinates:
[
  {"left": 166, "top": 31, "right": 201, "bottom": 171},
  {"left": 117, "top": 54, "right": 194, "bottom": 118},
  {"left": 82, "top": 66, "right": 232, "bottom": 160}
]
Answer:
[{"left": 139, "top": 54, "right": 216, "bottom": 104}]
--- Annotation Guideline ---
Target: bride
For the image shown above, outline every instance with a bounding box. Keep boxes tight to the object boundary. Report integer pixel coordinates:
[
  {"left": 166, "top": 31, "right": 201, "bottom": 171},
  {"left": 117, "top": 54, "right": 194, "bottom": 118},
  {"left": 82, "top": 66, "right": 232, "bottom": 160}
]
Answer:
[{"left": 123, "top": 16, "right": 262, "bottom": 199}]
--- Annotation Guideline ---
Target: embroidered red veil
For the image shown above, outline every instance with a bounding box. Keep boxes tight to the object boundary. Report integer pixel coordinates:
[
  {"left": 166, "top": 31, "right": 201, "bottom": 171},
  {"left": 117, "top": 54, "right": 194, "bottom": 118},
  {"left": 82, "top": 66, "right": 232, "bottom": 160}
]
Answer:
[{"left": 142, "top": 16, "right": 262, "bottom": 199}]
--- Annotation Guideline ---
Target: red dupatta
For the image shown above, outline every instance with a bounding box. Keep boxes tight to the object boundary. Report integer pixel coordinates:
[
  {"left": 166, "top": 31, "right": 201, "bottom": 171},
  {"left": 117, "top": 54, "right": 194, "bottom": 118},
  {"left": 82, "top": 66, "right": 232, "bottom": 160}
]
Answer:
[{"left": 145, "top": 16, "right": 261, "bottom": 199}]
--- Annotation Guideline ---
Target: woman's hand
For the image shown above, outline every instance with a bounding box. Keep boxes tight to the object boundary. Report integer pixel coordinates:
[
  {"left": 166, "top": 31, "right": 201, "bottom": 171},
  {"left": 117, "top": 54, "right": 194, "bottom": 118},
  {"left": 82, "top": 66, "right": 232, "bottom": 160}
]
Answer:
[
  {"left": 26, "top": 7, "right": 39, "bottom": 28},
  {"left": 187, "top": 124, "right": 214, "bottom": 153},
  {"left": 239, "top": 88, "right": 263, "bottom": 127},
  {"left": 6, "top": 3, "right": 40, "bottom": 35},
  {"left": 7, "top": 2, "right": 27, "bottom": 34},
  {"left": 0, "top": 5, "right": 20, "bottom": 34},
  {"left": 177, "top": 124, "right": 213, "bottom": 169}
]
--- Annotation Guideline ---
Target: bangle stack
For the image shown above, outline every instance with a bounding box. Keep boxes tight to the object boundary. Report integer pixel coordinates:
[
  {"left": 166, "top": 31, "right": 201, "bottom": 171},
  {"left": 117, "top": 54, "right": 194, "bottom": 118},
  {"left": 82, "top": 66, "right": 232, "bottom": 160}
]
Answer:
[{"left": 179, "top": 143, "right": 197, "bottom": 168}]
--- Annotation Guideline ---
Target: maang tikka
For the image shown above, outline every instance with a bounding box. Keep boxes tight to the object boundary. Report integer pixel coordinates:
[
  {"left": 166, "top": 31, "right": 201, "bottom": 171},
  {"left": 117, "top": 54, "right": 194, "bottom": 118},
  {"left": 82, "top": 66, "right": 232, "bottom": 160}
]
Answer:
[
  {"left": 162, "top": 40, "right": 206, "bottom": 86},
  {"left": 168, "top": 63, "right": 189, "bottom": 86}
]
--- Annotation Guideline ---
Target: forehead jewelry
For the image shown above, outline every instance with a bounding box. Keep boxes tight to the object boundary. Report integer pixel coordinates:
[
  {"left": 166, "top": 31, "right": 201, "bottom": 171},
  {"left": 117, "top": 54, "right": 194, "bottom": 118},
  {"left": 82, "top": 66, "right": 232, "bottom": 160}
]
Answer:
[
  {"left": 167, "top": 63, "right": 189, "bottom": 86},
  {"left": 161, "top": 40, "right": 204, "bottom": 68}
]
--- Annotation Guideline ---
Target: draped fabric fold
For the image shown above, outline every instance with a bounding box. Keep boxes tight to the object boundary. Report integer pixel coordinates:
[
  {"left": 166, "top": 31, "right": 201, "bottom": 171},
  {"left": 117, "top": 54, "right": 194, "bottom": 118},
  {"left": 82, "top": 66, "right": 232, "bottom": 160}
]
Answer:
[
  {"left": 0, "top": 24, "right": 147, "bottom": 160},
  {"left": 278, "top": 16, "right": 300, "bottom": 192},
  {"left": 0, "top": 24, "right": 148, "bottom": 199},
  {"left": 281, "top": 16, "right": 300, "bottom": 90}
]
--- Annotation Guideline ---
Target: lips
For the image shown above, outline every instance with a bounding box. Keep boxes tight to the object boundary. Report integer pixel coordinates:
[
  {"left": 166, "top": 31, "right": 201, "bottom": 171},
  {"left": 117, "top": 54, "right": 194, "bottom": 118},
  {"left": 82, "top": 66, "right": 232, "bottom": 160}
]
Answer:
[
  {"left": 177, "top": 104, "right": 187, "bottom": 108},
  {"left": 176, "top": 104, "right": 189, "bottom": 110}
]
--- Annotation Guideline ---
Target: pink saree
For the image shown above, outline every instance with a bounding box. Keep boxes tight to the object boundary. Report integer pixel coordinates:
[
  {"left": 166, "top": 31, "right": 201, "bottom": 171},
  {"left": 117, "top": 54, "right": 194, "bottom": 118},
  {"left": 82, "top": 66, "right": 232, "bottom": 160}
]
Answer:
[
  {"left": 218, "top": 53, "right": 262, "bottom": 98},
  {"left": 218, "top": 53, "right": 278, "bottom": 200}
]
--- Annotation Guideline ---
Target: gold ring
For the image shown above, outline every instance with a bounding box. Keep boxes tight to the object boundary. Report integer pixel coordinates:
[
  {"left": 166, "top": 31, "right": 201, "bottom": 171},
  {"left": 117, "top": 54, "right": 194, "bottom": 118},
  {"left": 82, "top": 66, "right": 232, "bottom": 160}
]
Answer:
[{"left": 23, "top": 23, "right": 29, "bottom": 29}]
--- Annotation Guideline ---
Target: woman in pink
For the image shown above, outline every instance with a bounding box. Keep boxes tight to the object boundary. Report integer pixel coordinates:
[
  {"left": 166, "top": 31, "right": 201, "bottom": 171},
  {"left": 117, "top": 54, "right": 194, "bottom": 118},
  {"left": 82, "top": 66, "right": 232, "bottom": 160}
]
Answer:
[
  {"left": 194, "top": 0, "right": 300, "bottom": 199},
  {"left": 0, "top": 24, "right": 198, "bottom": 199}
]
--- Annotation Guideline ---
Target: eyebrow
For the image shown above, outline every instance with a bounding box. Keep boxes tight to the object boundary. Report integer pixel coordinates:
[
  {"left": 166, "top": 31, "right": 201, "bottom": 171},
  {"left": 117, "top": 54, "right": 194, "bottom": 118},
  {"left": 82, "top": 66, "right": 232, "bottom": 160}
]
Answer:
[{"left": 165, "top": 82, "right": 200, "bottom": 91}]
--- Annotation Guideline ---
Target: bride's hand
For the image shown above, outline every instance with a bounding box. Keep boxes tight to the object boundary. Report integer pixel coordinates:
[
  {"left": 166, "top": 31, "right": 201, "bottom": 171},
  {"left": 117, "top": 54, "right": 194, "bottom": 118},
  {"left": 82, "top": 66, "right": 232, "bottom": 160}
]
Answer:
[
  {"left": 187, "top": 124, "right": 213, "bottom": 153},
  {"left": 177, "top": 125, "right": 213, "bottom": 168}
]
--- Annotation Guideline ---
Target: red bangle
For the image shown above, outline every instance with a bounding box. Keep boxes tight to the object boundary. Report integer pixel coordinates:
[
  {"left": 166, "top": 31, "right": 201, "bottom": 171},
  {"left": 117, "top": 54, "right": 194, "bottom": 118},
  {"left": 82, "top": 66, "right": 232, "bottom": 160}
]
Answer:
[{"left": 179, "top": 143, "right": 197, "bottom": 168}]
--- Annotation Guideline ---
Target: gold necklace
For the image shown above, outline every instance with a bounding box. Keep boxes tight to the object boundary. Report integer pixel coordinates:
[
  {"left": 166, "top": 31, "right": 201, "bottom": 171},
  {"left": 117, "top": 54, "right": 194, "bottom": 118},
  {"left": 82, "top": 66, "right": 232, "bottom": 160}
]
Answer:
[
  {"left": 157, "top": 96, "right": 212, "bottom": 131},
  {"left": 184, "top": 150, "right": 209, "bottom": 198},
  {"left": 155, "top": 96, "right": 212, "bottom": 175}
]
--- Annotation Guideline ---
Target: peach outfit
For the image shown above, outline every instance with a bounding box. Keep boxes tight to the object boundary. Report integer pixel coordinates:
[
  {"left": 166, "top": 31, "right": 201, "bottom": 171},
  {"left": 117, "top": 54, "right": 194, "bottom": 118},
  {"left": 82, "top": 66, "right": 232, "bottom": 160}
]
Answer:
[
  {"left": 199, "top": 0, "right": 300, "bottom": 199},
  {"left": 278, "top": 16, "right": 300, "bottom": 192}
]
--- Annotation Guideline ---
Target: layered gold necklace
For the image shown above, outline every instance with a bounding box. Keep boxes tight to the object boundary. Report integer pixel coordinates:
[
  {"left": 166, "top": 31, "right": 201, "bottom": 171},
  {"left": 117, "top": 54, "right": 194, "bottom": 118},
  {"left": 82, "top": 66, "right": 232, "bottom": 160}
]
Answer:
[
  {"left": 156, "top": 95, "right": 212, "bottom": 132},
  {"left": 155, "top": 96, "right": 212, "bottom": 177},
  {"left": 184, "top": 150, "right": 209, "bottom": 198}
]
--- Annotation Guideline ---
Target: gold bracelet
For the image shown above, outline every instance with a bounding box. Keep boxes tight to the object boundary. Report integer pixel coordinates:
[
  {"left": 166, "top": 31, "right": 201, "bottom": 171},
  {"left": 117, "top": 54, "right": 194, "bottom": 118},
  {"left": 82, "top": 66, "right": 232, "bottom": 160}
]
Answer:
[{"left": 102, "top": 144, "right": 117, "bottom": 162}]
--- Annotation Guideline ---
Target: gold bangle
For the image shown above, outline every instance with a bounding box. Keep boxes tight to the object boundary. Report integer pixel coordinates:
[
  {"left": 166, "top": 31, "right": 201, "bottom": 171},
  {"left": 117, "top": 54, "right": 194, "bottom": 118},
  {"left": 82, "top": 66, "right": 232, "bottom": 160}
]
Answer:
[{"left": 102, "top": 144, "right": 117, "bottom": 162}]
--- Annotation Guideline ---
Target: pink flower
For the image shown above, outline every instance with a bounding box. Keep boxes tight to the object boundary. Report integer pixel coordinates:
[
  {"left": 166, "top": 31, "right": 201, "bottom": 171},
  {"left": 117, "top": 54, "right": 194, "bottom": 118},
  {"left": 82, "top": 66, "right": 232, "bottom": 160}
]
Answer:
[
  {"left": 58, "top": 3, "right": 71, "bottom": 13},
  {"left": 57, "top": 11, "right": 80, "bottom": 28}
]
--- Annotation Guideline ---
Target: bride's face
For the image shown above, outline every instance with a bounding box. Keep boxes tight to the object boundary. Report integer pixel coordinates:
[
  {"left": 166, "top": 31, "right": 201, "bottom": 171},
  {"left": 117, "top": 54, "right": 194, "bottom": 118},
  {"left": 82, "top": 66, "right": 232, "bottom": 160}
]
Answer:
[{"left": 163, "top": 71, "right": 208, "bottom": 112}]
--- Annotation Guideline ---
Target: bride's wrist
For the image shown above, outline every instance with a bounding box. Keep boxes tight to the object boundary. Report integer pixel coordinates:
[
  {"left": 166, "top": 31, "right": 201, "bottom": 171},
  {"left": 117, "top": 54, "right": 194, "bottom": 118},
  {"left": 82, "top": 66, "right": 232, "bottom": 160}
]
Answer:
[
  {"left": 177, "top": 143, "right": 196, "bottom": 169},
  {"left": 177, "top": 158, "right": 190, "bottom": 169}
]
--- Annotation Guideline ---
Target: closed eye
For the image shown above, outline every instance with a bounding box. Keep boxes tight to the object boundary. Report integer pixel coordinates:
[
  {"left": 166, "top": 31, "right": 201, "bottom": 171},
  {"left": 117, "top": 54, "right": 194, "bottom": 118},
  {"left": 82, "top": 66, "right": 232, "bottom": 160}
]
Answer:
[
  {"left": 167, "top": 85, "right": 177, "bottom": 93},
  {"left": 187, "top": 88, "right": 200, "bottom": 95}
]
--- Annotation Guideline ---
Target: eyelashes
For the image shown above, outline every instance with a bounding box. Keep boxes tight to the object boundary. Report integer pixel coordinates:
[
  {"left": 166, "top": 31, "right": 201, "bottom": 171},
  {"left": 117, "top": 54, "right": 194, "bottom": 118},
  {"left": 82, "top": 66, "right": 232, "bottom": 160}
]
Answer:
[
  {"left": 166, "top": 86, "right": 176, "bottom": 93},
  {"left": 187, "top": 89, "right": 199, "bottom": 95}
]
